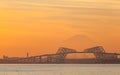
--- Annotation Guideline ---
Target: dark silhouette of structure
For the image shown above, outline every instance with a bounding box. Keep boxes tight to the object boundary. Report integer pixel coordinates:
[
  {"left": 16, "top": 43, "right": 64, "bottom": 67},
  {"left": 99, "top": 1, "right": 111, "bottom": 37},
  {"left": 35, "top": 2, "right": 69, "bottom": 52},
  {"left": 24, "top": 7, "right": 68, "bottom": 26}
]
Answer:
[
  {"left": 27, "top": 52, "right": 29, "bottom": 58},
  {"left": 0, "top": 46, "right": 120, "bottom": 64}
]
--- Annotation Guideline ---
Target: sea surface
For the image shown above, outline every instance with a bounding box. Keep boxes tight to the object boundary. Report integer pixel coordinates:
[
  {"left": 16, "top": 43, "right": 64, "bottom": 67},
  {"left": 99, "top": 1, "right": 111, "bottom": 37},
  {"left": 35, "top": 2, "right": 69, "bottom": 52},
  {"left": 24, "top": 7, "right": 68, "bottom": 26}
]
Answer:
[{"left": 0, "top": 64, "right": 120, "bottom": 75}]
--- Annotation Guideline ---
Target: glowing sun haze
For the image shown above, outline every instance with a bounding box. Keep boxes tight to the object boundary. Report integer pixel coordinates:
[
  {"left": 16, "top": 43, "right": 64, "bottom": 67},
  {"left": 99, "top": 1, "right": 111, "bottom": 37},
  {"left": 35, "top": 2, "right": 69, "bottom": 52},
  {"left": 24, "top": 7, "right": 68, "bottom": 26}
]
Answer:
[{"left": 0, "top": 0, "right": 120, "bottom": 57}]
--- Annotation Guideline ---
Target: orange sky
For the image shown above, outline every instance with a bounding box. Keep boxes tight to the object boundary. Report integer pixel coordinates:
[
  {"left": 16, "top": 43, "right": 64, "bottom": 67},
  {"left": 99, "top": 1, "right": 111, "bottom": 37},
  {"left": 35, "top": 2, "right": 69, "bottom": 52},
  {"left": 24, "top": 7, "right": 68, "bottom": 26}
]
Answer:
[{"left": 0, "top": 0, "right": 120, "bottom": 58}]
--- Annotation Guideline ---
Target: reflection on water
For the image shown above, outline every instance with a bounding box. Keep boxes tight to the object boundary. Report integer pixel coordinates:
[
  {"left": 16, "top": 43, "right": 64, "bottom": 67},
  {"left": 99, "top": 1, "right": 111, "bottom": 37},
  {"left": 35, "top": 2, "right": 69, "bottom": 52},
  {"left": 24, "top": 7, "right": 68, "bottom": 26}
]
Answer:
[{"left": 0, "top": 64, "right": 120, "bottom": 75}]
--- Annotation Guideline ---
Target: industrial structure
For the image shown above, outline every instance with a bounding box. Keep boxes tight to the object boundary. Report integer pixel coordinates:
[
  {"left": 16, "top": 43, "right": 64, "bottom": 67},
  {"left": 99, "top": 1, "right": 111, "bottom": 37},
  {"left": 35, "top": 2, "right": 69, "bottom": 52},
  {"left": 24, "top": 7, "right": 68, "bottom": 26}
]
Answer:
[{"left": 0, "top": 46, "right": 120, "bottom": 64}]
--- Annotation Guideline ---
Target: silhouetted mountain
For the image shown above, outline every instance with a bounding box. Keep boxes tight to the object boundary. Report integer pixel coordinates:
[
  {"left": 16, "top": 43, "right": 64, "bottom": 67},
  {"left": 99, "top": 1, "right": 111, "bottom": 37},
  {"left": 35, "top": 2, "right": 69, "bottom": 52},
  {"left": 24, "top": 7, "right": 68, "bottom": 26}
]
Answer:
[{"left": 61, "top": 34, "right": 99, "bottom": 51}]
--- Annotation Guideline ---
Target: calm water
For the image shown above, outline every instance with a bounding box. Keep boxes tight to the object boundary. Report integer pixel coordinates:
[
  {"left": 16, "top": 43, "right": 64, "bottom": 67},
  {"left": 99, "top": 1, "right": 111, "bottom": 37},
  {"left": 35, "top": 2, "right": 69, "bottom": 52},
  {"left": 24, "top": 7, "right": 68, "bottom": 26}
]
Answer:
[{"left": 0, "top": 64, "right": 120, "bottom": 75}]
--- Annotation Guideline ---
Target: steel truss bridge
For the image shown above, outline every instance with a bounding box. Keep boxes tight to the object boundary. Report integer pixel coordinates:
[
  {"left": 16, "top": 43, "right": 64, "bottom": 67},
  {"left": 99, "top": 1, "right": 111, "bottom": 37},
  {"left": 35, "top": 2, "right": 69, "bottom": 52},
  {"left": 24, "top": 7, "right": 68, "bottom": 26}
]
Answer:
[
  {"left": 13, "top": 46, "right": 120, "bottom": 63},
  {"left": 1, "top": 46, "right": 120, "bottom": 63}
]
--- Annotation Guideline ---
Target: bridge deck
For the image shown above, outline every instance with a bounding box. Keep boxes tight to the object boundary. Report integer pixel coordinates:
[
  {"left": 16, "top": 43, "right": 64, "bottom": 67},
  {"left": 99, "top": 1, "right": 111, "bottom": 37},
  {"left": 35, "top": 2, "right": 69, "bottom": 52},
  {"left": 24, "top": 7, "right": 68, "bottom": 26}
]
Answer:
[{"left": 29, "top": 52, "right": 120, "bottom": 58}]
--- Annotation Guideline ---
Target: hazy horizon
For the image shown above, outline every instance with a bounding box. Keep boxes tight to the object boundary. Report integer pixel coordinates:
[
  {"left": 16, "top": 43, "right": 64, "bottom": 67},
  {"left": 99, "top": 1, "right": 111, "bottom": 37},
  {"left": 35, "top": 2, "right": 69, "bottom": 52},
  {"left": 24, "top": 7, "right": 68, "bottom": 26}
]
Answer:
[{"left": 0, "top": 0, "right": 120, "bottom": 57}]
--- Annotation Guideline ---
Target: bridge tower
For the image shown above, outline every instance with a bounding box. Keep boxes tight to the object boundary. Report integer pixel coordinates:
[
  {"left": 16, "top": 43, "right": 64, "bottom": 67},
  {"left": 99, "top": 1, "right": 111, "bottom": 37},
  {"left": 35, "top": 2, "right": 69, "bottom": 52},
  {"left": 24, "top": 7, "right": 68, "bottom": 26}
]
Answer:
[
  {"left": 84, "top": 46, "right": 105, "bottom": 53},
  {"left": 55, "top": 47, "right": 77, "bottom": 63},
  {"left": 84, "top": 46, "right": 106, "bottom": 62}
]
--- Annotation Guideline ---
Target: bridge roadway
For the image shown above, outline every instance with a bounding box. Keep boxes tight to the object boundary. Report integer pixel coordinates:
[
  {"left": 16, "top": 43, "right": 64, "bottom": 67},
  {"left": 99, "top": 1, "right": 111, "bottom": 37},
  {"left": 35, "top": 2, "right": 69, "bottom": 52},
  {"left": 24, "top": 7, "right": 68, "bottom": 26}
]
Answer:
[
  {"left": 16, "top": 51, "right": 120, "bottom": 63},
  {"left": 42, "top": 52, "right": 119, "bottom": 58},
  {"left": 31, "top": 52, "right": 120, "bottom": 58},
  {"left": 1, "top": 46, "right": 120, "bottom": 63}
]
